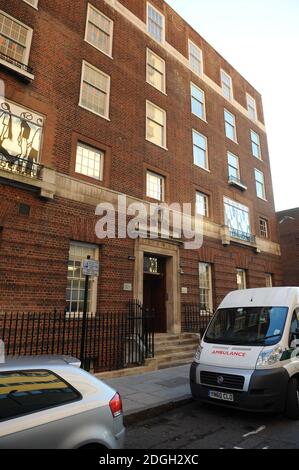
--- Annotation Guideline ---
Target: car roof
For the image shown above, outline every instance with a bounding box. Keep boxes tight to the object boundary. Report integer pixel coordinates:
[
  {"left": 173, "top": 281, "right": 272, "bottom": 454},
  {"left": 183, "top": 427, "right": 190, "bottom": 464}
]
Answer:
[
  {"left": 219, "top": 287, "right": 299, "bottom": 309},
  {"left": 0, "top": 355, "right": 81, "bottom": 370}
]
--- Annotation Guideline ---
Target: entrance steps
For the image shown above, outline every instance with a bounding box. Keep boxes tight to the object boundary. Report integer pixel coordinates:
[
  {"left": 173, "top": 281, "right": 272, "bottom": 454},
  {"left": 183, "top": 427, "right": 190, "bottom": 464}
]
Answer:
[
  {"left": 96, "top": 332, "right": 200, "bottom": 380},
  {"left": 154, "top": 333, "right": 200, "bottom": 370}
]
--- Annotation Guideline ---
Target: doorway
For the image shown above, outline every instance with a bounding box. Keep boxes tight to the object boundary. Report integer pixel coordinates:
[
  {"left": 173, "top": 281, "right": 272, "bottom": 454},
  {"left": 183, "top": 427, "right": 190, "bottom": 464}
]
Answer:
[{"left": 143, "top": 255, "right": 167, "bottom": 333}]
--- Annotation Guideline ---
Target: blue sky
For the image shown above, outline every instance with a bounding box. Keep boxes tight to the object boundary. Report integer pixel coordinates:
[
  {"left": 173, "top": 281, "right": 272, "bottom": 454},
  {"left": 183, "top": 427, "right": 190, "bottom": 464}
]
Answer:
[{"left": 167, "top": 0, "right": 299, "bottom": 211}]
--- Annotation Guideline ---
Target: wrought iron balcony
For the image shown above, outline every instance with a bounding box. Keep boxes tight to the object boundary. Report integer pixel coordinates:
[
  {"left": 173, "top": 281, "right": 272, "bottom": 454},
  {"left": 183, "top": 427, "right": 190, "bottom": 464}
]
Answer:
[
  {"left": 0, "top": 51, "right": 34, "bottom": 81},
  {"left": 229, "top": 228, "right": 256, "bottom": 244},
  {"left": 0, "top": 152, "right": 43, "bottom": 180},
  {"left": 228, "top": 175, "right": 247, "bottom": 191}
]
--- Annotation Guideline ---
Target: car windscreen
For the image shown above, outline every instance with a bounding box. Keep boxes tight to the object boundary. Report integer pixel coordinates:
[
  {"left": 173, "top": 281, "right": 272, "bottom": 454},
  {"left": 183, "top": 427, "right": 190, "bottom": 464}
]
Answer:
[
  {"left": 0, "top": 369, "right": 81, "bottom": 422},
  {"left": 204, "top": 306, "right": 289, "bottom": 346}
]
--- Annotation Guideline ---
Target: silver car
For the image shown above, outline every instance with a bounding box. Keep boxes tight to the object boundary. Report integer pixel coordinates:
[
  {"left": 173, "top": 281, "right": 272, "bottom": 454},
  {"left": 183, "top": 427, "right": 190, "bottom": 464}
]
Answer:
[{"left": 0, "top": 356, "right": 125, "bottom": 449}]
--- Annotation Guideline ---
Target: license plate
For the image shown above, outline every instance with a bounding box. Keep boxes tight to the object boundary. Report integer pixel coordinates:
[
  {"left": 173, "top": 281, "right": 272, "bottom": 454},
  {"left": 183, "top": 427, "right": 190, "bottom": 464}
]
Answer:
[{"left": 208, "top": 390, "right": 234, "bottom": 402}]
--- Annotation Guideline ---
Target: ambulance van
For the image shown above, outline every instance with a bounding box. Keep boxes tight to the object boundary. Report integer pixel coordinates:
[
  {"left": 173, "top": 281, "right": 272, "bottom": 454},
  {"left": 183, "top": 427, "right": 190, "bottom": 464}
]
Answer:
[{"left": 190, "top": 287, "right": 299, "bottom": 418}]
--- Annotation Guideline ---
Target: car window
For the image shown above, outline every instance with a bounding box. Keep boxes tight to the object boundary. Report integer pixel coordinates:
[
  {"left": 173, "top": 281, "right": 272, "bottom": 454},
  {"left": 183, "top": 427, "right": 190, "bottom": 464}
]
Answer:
[{"left": 0, "top": 369, "right": 81, "bottom": 422}]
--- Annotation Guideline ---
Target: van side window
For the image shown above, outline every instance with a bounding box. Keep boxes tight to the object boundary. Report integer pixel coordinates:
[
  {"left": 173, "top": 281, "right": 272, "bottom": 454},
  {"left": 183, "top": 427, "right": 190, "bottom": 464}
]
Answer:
[
  {"left": 289, "top": 310, "right": 299, "bottom": 345},
  {"left": 0, "top": 370, "right": 81, "bottom": 422}
]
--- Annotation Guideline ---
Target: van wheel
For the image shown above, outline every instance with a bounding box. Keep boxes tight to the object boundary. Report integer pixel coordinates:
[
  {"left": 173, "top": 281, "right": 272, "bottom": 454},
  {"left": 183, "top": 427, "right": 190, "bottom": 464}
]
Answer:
[{"left": 285, "top": 377, "right": 299, "bottom": 419}]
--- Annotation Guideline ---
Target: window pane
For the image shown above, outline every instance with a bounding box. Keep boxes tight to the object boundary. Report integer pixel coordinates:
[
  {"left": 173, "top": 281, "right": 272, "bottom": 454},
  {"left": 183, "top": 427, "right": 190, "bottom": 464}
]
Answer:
[
  {"left": 191, "top": 84, "right": 205, "bottom": 119},
  {"left": 75, "top": 143, "right": 103, "bottom": 180},
  {"left": 81, "top": 64, "right": 109, "bottom": 117},
  {"left": 148, "top": 5, "right": 164, "bottom": 42},
  {"left": 196, "top": 192, "right": 208, "bottom": 216},
  {"left": 0, "top": 370, "right": 80, "bottom": 421},
  {"left": 199, "top": 262, "right": 212, "bottom": 310},
  {"left": 147, "top": 171, "right": 164, "bottom": 201},
  {"left": 0, "top": 13, "right": 29, "bottom": 63},
  {"left": 66, "top": 242, "right": 98, "bottom": 314},
  {"left": 189, "top": 41, "right": 202, "bottom": 75},
  {"left": 224, "top": 198, "right": 250, "bottom": 234},
  {"left": 147, "top": 103, "right": 165, "bottom": 147}
]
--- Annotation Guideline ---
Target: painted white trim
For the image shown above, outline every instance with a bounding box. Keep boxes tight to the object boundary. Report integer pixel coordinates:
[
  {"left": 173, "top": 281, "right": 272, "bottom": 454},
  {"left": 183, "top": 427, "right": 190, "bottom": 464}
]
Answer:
[
  {"left": 0, "top": 10, "right": 33, "bottom": 66},
  {"left": 254, "top": 168, "right": 267, "bottom": 201},
  {"left": 146, "top": 48, "right": 166, "bottom": 94},
  {"left": 103, "top": 0, "right": 266, "bottom": 133},
  {"left": 146, "top": 2, "right": 165, "bottom": 44},
  {"left": 227, "top": 151, "right": 240, "bottom": 179},
  {"left": 196, "top": 191, "right": 209, "bottom": 217},
  {"left": 250, "top": 129, "right": 262, "bottom": 160},
  {"left": 79, "top": 60, "right": 111, "bottom": 120},
  {"left": 146, "top": 100, "right": 167, "bottom": 150},
  {"left": 146, "top": 170, "right": 165, "bottom": 201},
  {"left": 224, "top": 108, "right": 238, "bottom": 143},
  {"left": 192, "top": 129, "right": 209, "bottom": 171},
  {"left": 23, "top": 0, "right": 38, "bottom": 9},
  {"left": 188, "top": 39, "right": 203, "bottom": 78},
  {"left": 85, "top": 3, "right": 114, "bottom": 59},
  {"left": 190, "top": 82, "right": 207, "bottom": 121},
  {"left": 246, "top": 92, "right": 257, "bottom": 122},
  {"left": 220, "top": 69, "right": 233, "bottom": 101}
]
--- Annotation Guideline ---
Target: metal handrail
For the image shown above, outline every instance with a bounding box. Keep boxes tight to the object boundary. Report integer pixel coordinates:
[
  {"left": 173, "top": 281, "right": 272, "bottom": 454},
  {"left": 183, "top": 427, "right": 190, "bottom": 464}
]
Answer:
[{"left": 0, "top": 153, "right": 43, "bottom": 179}]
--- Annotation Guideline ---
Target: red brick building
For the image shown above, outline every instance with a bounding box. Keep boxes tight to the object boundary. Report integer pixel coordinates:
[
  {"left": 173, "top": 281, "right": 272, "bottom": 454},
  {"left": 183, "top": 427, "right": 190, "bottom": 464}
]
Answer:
[
  {"left": 277, "top": 208, "right": 299, "bottom": 286},
  {"left": 0, "top": 0, "right": 282, "bottom": 334}
]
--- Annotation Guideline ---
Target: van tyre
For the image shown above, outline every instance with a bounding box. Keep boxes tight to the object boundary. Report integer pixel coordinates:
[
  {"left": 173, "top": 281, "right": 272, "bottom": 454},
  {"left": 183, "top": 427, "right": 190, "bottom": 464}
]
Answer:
[{"left": 285, "top": 377, "right": 299, "bottom": 420}]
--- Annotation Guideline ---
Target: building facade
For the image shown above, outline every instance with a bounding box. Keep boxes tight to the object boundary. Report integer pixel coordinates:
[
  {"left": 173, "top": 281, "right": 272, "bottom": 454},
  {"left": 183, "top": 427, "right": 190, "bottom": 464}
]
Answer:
[
  {"left": 0, "top": 0, "right": 282, "bottom": 333},
  {"left": 277, "top": 208, "right": 299, "bottom": 286}
]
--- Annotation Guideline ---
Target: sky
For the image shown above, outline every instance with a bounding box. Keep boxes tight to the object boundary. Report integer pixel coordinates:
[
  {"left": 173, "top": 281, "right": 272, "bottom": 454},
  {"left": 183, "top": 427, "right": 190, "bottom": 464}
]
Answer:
[{"left": 167, "top": 0, "right": 299, "bottom": 211}]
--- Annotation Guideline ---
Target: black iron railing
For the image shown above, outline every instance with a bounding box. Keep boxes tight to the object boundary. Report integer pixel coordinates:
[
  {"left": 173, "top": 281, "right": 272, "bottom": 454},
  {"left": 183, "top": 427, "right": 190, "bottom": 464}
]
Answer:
[
  {"left": 0, "top": 51, "right": 34, "bottom": 75},
  {"left": 182, "top": 304, "right": 214, "bottom": 335},
  {"left": 0, "top": 302, "right": 154, "bottom": 373},
  {"left": 0, "top": 153, "right": 43, "bottom": 179},
  {"left": 229, "top": 228, "right": 256, "bottom": 244}
]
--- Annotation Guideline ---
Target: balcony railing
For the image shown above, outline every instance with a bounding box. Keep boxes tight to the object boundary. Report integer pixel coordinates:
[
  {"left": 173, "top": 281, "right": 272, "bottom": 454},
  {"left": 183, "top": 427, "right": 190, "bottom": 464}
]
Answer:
[
  {"left": 228, "top": 175, "right": 247, "bottom": 191},
  {"left": 0, "top": 51, "right": 34, "bottom": 78},
  {"left": 229, "top": 228, "right": 256, "bottom": 244},
  {"left": 0, "top": 152, "right": 43, "bottom": 179}
]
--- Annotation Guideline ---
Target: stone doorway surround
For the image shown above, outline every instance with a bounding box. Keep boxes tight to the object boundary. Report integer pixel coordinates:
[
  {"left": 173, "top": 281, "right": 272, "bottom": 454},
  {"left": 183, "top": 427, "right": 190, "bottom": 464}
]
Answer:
[{"left": 133, "top": 238, "right": 181, "bottom": 334}]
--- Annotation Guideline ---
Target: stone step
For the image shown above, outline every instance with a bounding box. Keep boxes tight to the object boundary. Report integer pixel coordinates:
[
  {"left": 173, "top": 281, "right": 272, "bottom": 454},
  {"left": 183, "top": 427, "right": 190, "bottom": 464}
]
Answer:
[
  {"left": 155, "top": 343, "right": 198, "bottom": 356},
  {"left": 158, "top": 357, "right": 194, "bottom": 370},
  {"left": 155, "top": 333, "right": 200, "bottom": 342},
  {"left": 155, "top": 338, "right": 199, "bottom": 349},
  {"left": 155, "top": 350, "right": 196, "bottom": 364}
]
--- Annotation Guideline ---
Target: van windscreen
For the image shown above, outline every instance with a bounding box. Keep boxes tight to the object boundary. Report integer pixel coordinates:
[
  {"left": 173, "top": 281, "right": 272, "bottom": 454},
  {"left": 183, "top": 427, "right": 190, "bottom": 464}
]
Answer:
[{"left": 204, "top": 307, "right": 288, "bottom": 346}]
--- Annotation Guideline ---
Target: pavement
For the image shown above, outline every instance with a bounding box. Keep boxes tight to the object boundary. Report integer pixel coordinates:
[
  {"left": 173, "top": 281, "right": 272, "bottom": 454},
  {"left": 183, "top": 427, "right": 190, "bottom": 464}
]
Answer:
[{"left": 103, "top": 364, "right": 192, "bottom": 423}]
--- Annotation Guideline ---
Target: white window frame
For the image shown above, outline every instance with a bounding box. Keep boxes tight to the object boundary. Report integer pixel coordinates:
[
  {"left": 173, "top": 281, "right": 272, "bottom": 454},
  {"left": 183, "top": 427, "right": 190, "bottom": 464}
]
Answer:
[
  {"left": 259, "top": 217, "right": 269, "bottom": 239},
  {"left": 192, "top": 130, "right": 209, "bottom": 171},
  {"left": 146, "top": 48, "right": 166, "bottom": 94},
  {"left": 79, "top": 60, "right": 111, "bottom": 120},
  {"left": 196, "top": 191, "right": 209, "bottom": 217},
  {"left": 250, "top": 130, "right": 262, "bottom": 160},
  {"left": 85, "top": 3, "right": 114, "bottom": 58},
  {"left": 146, "top": 100, "right": 167, "bottom": 149},
  {"left": 146, "top": 170, "right": 165, "bottom": 201},
  {"left": 147, "top": 2, "right": 165, "bottom": 43},
  {"left": 199, "top": 262, "right": 213, "bottom": 311},
  {"left": 227, "top": 151, "right": 240, "bottom": 180},
  {"left": 75, "top": 142, "right": 104, "bottom": 181},
  {"left": 255, "top": 168, "right": 266, "bottom": 200},
  {"left": 66, "top": 241, "right": 99, "bottom": 315},
  {"left": 246, "top": 93, "right": 257, "bottom": 121},
  {"left": 23, "top": 0, "right": 38, "bottom": 9},
  {"left": 265, "top": 273, "right": 273, "bottom": 288},
  {"left": 0, "top": 10, "right": 33, "bottom": 66},
  {"left": 224, "top": 108, "right": 237, "bottom": 142},
  {"left": 188, "top": 39, "right": 203, "bottom": 77},
  {"left": 236, "top": 269, "right": 247, "bottom": 290},
  {"left": 221, "top": 69, "right": 233, "bottom": 101},
  {"left": 191, "top": 82, "right": 206, "bottom": 121}
]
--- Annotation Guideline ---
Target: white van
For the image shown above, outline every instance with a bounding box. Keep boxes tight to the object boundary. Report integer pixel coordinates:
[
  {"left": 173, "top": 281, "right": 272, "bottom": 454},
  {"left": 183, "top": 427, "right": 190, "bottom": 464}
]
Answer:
[{"left": 190, "top": 287, "right": 299, "bottom": 418}]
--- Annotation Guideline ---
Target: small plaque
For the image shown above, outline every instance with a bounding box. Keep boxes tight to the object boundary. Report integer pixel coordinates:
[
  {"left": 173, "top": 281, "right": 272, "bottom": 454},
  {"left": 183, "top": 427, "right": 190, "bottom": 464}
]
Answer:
[
  {"left": 181, "top": 287, "right": 188, "bottom": 294},
  {"left": 123, "top": 283, "right": 133, "bottom": 292}
]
